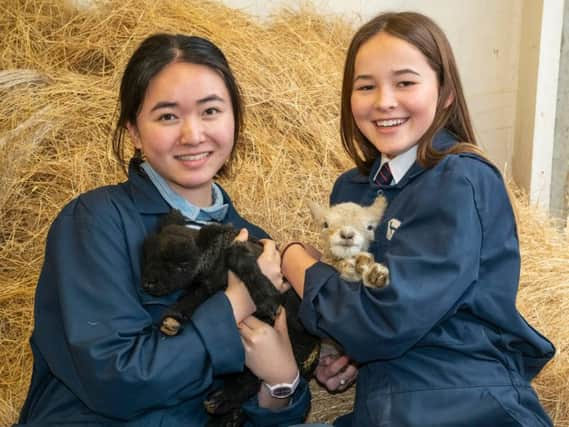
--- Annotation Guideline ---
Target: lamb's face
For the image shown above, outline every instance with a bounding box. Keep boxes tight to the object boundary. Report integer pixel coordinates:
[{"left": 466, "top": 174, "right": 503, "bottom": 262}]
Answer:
[
  {"left": 141, "top": 225, "right": 200, "bottom": 296},
  {"left": 321, "top": 203, "right": 379, "bottom": 258},
  {"left": 309, "top": 196, "right": 387, "bottom": 260}
]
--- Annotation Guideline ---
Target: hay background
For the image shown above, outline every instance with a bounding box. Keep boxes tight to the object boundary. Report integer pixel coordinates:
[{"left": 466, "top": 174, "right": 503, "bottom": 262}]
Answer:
[{"left": 0, "top": 0, "right": 567, "bottom": 425}]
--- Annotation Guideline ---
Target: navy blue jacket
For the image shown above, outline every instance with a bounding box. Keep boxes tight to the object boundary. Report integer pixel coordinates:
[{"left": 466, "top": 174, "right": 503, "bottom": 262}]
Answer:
[
  {"left": 17, "top": 162, "right": 310, "bottom": 427},
  {"left": 299, "top": 131, "right": 554, "bottom": 426}
]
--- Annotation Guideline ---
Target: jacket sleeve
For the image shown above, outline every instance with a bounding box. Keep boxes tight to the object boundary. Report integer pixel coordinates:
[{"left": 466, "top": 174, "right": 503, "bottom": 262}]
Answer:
[
  {"left": 299, "top": 170, "right": 483, "bottom": 363},
  {"left": 33, "top": 195, "right": 245, "bottom": 420}
]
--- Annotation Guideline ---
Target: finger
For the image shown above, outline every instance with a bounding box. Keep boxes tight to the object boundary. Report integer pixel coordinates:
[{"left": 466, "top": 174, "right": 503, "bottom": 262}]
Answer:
[
  {"left": 326, "top": 355, "right": 351, "bottom": 376},
  {"left": 239, "top": 315, "right": 265, "bottom": 329},
  {"left": 238, "top": 318, "right": 253, "bottom": 331},
  {"left": 238, "top": 319, "right": 255, "bottom": 342},
  {"left": 280, "top": 280, "right": 291, "bottom": 293},
  {"left": 227, "top": 270, "right": 243, "bottom": 285},
  {"left": 317, "top": 355, "right": 335, "bottom": 368},
  {"left": 234, "top": 228, "right": 249, "bottom": 242},
  {"left": 259, "top": 239, "right": 277, "bottom": 251},
  {"left": 273, "top": 306, "right": 288, "bottom": 333},
  {"left": 325, "top": 376, "right": 341, "bottom": 391},
  {"left": 273, "top": 275, "right": 285, "bottom": 292},
  {"left": 341, "top": 364, "right": 358, "bottom": 379},
  {"left": 315, "top": 366, "right": 333, "bottom": 385},
  {"left": 337, "top": 364, "right": 358, "bottom": 387},
  {"left": 315, "top": 367, "right": 344, "bottom": 391}
]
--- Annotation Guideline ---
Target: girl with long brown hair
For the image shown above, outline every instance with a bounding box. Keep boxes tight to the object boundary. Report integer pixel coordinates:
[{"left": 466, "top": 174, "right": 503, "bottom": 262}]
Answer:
[{"left": 282, "top": 11, "right": 554, "bottom": 426}]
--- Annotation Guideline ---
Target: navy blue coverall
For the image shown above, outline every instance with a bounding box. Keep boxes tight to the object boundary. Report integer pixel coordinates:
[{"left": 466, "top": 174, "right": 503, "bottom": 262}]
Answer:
[
  {"left": 17, "top": 162, "right": 310, "bottom": 427},
  {"left": 299, "top": 130, "right": 555, "bottom": 427}
]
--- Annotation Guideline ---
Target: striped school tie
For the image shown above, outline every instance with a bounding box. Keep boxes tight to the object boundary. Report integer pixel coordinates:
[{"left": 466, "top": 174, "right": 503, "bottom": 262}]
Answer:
[{"left": 375, "top": 162, "right": 393, "bottom": 186}]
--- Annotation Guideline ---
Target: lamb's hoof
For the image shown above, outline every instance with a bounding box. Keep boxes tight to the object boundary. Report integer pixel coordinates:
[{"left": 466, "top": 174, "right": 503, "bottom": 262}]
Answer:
[
  {"left": 204, "top": 396, "right": 220, "bottom": 415},
  {"left": 363, "top": 263, "right": 389, "bottom": 288},
  {"left": 354, "top": 252, "right": 374, "bottom": 274},
  {"left": 160, "top": 317, "right": 181, "bottom": 336},
  {"left": 338, "top": 257, "right": 359, "bottom": 282},
  {"left": 204, "top": 389, "right": 232, "bottom": 415}
]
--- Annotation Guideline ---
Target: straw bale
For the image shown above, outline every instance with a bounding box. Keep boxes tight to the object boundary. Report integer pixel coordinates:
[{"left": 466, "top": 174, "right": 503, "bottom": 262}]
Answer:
[{"left": 0, "top": 0, "right": 567, "bottom": 426}]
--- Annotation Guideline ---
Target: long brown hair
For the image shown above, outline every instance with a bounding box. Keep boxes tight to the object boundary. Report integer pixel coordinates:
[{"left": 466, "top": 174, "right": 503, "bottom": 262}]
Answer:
[{"left": 340, "top": 12, "right": 487, "bottom": 175}]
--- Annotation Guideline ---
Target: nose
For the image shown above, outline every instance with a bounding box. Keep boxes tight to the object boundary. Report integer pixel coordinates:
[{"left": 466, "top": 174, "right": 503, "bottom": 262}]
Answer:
[
  {"left": 340, "top": 229, "right": 354, "bottom": 240},
  {"left": 374, "top": 87, "right": 397, "bottom": 110},
  {"left": 180, "top": 118, "right": 203, "bottom": 145}
]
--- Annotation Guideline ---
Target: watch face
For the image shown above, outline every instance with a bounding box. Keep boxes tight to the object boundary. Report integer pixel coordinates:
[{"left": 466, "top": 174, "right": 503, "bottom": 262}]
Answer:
[{"left": 271, "top": 386, "right": 293, "bottom": 398}]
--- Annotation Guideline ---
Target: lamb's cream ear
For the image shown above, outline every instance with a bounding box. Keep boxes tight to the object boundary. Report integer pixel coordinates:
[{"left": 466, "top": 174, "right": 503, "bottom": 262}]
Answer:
[
  {"left": 307, "top": 200, "right": 326, "bottom": 221},
  {"left": 368, "top": 196, "right": 388, "bottom": 218}
]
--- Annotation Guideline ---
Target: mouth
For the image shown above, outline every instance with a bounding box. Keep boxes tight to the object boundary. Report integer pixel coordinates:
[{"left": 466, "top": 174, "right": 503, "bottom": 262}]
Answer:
[
  {"left": 374, "top": 118, "right": 408, "bottom": 128},
  {"left": 331, "top": 244, "right": 359, "bottom": 258},
  {"left": 175, "top": 152, "right": 211, "bottom": 161}
]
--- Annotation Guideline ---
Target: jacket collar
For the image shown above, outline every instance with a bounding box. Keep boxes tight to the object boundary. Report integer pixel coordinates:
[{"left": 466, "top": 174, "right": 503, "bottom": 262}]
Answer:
[
  {"left": 126, "top": 159, "right": 239, "bottom": 218},
  {"left": 126, "top": 160, "right": 170, "bottom": 214},
  {"left": 353, "top": 128, "right": 458, "bottom": 187}
]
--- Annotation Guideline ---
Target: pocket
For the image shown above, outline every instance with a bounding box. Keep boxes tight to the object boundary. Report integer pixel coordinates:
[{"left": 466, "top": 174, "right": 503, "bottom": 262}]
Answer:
[
  {"left": 365, "top": 387, "right": 524, "bottom": 427},
  {"left": 486, "top": 386, "right": 552, "bottom": 427}
]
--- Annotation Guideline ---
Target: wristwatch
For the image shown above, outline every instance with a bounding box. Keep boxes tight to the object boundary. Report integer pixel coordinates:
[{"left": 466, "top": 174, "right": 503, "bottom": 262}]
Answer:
[{"left": 262, "top": 371, "right": 300, "bottom": 399}]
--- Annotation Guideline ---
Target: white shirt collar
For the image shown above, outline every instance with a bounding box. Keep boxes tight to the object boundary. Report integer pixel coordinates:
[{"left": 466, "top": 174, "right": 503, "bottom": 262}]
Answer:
[{"left": 374, "top": 145, "right": 418, "bottom": 185}]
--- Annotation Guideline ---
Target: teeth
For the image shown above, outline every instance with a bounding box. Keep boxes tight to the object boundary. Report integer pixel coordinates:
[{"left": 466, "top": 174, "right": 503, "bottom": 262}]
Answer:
[
  {"left": 177, "top": 153, "right": 209, "bottom": 161},
  {"left": 376, "top": 118, "right": 406, "bottom": 127}
]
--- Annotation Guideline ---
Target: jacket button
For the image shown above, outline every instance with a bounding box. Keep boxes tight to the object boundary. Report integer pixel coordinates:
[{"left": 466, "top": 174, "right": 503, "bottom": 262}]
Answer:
[{"left": 376, "top": 189, "right": 383, "bottom": 195}]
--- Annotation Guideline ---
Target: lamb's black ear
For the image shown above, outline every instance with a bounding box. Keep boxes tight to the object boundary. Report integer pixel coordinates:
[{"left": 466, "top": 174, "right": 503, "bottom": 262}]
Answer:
[{"left": 158, "top": 209, "right": 187, "bottom": 230}]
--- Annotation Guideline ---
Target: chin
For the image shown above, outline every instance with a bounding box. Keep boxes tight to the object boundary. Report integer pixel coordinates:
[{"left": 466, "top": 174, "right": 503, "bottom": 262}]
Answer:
[{"left": 331, "top": 246, "right": 357, "bottom": 259}]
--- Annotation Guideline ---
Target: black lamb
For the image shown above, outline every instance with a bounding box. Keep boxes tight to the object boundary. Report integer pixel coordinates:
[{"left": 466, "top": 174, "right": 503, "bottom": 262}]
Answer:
[{"left": 140, "top": 210, "right": 320, "bottom": 427}]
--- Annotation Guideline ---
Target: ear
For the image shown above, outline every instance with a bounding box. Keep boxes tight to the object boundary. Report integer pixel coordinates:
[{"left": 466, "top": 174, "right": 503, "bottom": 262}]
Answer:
[
  {"left": 126, "top": 121, "right": 142, "bottom": 149},
  {"left": 307, "top": 200, "right": 325, "bottom": 221},
  {"left": 368, "top": 196, "right": 388, "bottom": 218},
  {"left": 443, "top": 91, "right": 454, "bottom": 109}
]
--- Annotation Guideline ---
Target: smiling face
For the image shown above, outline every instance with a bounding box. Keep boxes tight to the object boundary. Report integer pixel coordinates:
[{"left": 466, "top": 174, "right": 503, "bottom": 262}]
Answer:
[
  {"left": 128, "top": 61, "right": 235, "bottom": 206},
  {"left": 350, "top": 31, "right": 440, "bottom": 159}
]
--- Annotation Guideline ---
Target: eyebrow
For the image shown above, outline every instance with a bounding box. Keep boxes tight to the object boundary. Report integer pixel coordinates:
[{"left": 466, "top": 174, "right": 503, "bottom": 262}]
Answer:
[
  {"left": 150, "top": 95, "right": 226, "bottom": 112},
  {"left": 150, "top": 101, "right": 177, "bottom": 112},
  {"left": 393, "top": 68, "right": 420, "bottom": 76},
  {"left": 353, "top": 68, "right": 421, "bottom": 82}
]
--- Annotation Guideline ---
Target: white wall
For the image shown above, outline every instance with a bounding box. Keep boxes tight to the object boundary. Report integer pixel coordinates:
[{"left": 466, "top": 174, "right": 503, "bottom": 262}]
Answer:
[{"left": 552, "top": 0, "right": 569, "bottom": 221}]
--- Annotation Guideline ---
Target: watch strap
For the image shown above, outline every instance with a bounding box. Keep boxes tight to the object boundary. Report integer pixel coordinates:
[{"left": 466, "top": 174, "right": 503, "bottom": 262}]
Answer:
[{"left": 262, "top": 370, "right": 300, "bottom": 399}]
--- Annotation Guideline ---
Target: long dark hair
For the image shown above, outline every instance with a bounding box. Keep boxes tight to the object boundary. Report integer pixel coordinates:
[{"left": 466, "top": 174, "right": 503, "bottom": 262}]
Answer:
[
  {"left": 340, "top": 12, "right": 487, "bottom": 175},
  {"left": 112, "top": 33, "right": 243, "bottom": 176}
]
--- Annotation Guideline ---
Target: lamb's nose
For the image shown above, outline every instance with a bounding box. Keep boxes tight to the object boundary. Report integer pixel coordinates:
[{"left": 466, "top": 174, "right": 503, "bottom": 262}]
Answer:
[{"left": 340, "top": 230, "right": 354, "bottom": 240}]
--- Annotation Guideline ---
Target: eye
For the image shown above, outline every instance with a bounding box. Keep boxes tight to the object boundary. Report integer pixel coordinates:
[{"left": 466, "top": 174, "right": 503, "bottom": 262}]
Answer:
[
  {"left": 203, "top": 107, "right": 221, "bottom": 116},
  {"left": 366, "top": 224, "right": 374, "bottom": 231},
  {"left": 397, "top": 81, "right": 416, "bottom": 88},
  {"left": 354, "top": 84, "right": 374, "bottom": 91},
  {"left": 158, "top": 113, "right": 177, "bottom": 121},
  {"left": 323, "top": 221, "right": 329, "bottom": 229}
]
